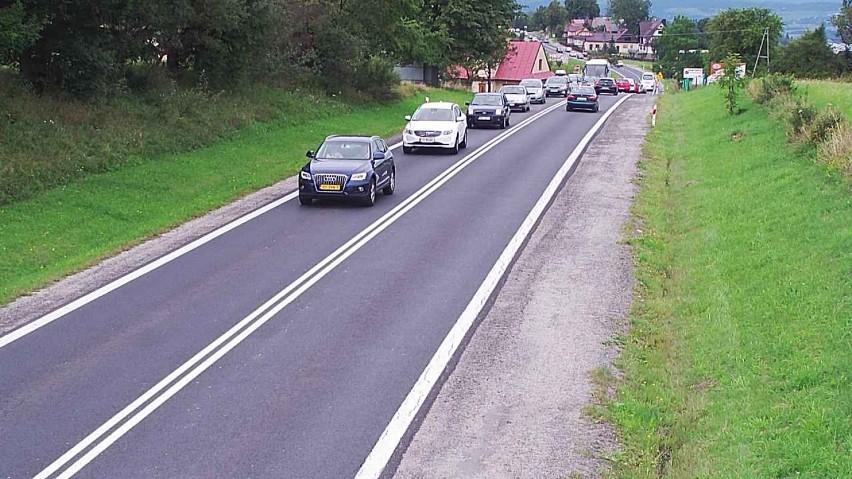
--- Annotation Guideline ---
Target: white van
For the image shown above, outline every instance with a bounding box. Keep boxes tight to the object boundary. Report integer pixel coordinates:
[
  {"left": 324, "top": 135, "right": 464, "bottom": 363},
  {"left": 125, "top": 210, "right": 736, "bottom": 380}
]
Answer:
[{"left": 641, "top": 72, "right": 656, "bottom": 92}]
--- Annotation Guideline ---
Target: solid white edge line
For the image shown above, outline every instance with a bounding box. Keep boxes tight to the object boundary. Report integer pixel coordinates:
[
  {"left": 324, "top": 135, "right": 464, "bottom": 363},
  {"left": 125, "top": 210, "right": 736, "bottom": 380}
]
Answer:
[
  {"left": 0, "top": 141, "right": 401, "bottom": 351},
  {"left": 37, "top": 101, "right": 565, "bottom": 479},
  {"left": 354, "top": 93, "right": 634, "bottom": 479}
]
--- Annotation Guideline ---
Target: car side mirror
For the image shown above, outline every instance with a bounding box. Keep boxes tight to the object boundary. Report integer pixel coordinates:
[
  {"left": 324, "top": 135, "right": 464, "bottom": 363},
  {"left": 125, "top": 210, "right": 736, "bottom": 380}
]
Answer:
[
  {"left": 306, "top": 150, "right": 314, "bottom": 158},
  {"left": 457, "top": 115, "right": 465, "bottom": 122},
  {"left": 405, "top": 115, "right": 412, "bottom": 121},
  {"left": 372, "top": 151, "right": 385, "bottom": 160},
  {"left": 464, "top": 101, "right": 470, "bottom": 106}
]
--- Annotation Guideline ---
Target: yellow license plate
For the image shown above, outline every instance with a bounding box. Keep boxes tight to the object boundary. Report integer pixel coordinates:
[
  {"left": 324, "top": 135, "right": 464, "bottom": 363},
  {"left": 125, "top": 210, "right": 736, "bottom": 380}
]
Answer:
[{"left": 319, "top": 184, "right": 341, "bottom": 191}]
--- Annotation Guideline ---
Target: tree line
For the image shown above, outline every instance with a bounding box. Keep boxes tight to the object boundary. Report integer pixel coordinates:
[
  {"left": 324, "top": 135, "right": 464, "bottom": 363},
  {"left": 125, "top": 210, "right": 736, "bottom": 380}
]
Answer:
[
  {"left": 515, "top": 0, "right": 650, "bottom": 38},
  {"left": 653, "top": 5, "right": 852, "bottom": 80},
  {"left": 0, "top": 0, "right": 516, "bottom": 98}
]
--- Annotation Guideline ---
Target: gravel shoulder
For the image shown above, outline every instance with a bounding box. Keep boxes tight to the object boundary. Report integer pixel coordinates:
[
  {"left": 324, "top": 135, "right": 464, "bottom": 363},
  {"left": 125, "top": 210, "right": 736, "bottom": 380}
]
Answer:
[{"left": 393, "top": 95, "right": 653, "bottom": 478}]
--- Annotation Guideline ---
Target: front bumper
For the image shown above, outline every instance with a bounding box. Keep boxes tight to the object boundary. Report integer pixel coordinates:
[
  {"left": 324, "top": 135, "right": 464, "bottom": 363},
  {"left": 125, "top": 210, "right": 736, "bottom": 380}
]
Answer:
[
  {"left": 507, "top": 101, "right": 529, "bottom": 111},
  {"left": 545, "top": 89, "right": 568, "bottom": 97},
  {"left": 403, "top": 132, "right": 455, "bottom": 148},
  {"left": 467, "top": 113, "right": 505, "bottom": 126},
  {"left": 527, "top": 92, "right": 545, "bottom": 103},
  {"left": 299, "top": 178, "right": 372, "bottom": 200}
]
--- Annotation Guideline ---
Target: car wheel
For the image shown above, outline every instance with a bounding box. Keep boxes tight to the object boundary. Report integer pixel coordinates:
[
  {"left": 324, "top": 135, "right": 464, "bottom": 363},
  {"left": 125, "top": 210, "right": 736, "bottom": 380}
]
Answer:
[
  {"left": 299, "top": 195, "right": 312, "bottom": 206},
  {"left": 403, "top": 145, "right": 413, "bottom": 154},
  {"left": 594, "top": 104, "right": 599, "bottom": 113},
  {"left": 382, "top": 169, "right": 395, "bottom": 195},
  {"left": 504, "top": 116, "right": 510, "bottom": 128},
  {"left": 460, "top": 130, "right": 468, "bottom": 148},
  {"left": 450, "top": 135, "right": 459, "bottom": 155},
  {"left": 362, "top": 179, "right": 376, "bottom": 207},
  {"left": 566, "top": 106, "right": 572, "bottom": 112}
]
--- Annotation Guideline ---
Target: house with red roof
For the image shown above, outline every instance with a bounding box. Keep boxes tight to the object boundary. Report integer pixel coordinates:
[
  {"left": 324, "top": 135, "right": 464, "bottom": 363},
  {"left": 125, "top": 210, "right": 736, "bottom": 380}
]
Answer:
[{"left": 446, "top": 41, "right": 553, "bottom": 93}]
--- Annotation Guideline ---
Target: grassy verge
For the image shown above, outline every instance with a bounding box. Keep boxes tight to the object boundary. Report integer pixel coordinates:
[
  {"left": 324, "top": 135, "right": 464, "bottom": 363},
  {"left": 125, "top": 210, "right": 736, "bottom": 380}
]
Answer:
[
  {"left": 802, "top": 80, "right": 852, "bottom": 116},
  {"left": 0, "top": 85, "right": 470, "bottom": 306},
  {"left": 623, "top": 59, "right": 654, "bottom": 70},
  {"left": 604, "top": 86, "right": 851, "bottom": 477}
]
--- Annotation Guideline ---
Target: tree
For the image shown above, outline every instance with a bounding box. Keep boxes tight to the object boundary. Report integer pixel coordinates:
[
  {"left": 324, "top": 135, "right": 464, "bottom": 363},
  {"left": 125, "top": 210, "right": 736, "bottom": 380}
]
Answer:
[
  {"left": 653, "top": 16, "right": 701, "bottom": 79},
  {"left": 833, "top": 0, "right": 852, "bottom": 45},
  {"left": 607, "top": 0, "right": 651, "bottom": 35},
  {"left": 544, "top": 0, "right": 568, "bottom": 34},
  {"left": 775, "top": 25, "right": 839, "bottom": 78},
  {"left": 565, "top": 0, "right": 599, "bottom": 20},
  {"left": 717, "top": 53, "right": 744, "bottom": 115},
  {"left": 0, "top": 1, "right": 44, "bottom": 65},
  {"left": 707, "top": 8, "right": 783, "bottom": 72}
]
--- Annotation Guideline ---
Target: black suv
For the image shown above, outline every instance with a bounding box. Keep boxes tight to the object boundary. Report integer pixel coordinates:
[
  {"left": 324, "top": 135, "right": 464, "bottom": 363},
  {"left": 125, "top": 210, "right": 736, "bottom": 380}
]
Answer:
[
  {"left": 465, "top": 93, "right": 511, "bottom": 129},
  {"left": 299, "top": 135, "right": 395, "bottom": 207},
  {"left": 594, "top": 78, "right": 619, "bottom": 95}
]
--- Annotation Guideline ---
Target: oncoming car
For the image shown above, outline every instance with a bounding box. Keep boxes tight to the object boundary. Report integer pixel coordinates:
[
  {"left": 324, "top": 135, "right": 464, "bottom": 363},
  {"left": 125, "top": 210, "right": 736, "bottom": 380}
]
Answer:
[
  {"left": 403, "top": 102, "right": 467, "bottom": 154},
  {"left": 520, "top": 78, "right": 546, "bottom": 104},
  {"left": 299, "top": 135, "right": 395, "bottom": 207},
  {"left": 500, "top": 85, "right": 531, "bottom": 112},
  {"left": 466, "top": 93, "right": 511, "bottom": 129},
  {"left": 544, "top": 75, "right": 570, "bottom": 97}
]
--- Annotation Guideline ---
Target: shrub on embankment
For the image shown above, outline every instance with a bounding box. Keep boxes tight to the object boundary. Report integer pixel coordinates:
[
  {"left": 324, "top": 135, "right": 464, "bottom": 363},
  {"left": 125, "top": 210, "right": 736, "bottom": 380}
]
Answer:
[{"left": 748, "top": 74, "right": 852, "bottom": 178}]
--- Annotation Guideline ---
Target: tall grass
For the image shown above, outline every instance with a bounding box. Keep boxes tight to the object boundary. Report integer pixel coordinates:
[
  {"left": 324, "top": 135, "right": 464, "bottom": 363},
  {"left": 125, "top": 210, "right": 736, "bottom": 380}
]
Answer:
[{"left": 605, "top": 86, "right": 851, "bottom": 478}]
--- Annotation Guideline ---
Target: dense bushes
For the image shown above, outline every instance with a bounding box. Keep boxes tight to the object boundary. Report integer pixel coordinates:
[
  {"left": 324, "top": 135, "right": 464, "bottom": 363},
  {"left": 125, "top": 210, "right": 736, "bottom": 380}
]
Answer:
[{"left": 749, "top": 75, "right": 852, "bottom": 178}]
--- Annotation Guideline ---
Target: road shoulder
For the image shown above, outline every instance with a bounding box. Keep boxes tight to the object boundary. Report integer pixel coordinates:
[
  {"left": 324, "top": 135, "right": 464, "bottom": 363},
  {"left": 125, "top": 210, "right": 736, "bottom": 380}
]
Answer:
[{"left": 394, "top": 96, "right": 653, "bottom": 478}]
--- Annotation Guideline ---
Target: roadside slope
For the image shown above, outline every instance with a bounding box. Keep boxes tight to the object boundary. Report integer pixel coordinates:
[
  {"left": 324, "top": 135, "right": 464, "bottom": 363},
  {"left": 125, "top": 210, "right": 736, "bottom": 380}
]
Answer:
[
  {"left": 394, "top": 95, "right": 654, "bottom": 477},
  {"left": 606, "top": 87, "right": 851, "bottom": 477}
]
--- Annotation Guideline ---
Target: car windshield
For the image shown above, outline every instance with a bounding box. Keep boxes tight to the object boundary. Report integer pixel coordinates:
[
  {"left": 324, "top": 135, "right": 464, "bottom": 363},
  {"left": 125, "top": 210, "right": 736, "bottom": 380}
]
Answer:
[
  {"left": 546, "top": 77, "right": 568, "bottom": 85},
  {"left": 501, "top": 86, "right": 526, "bottom": 95},
  {"left": 411, "top": 107, "right": 455, "bottom": 122},
  {"left": 574, "top": 87, "right": 596, "bottom": 95},
  {"left": 599, "top": 78, "right": 614, "bottom": 84},
  {"left": 471, "top": 95, "right": 503, "bottom": 106},
  {"left": 643, "top": 74, "right": 654, "bottom": 80},
  {"left": 519, "top": 80, "right": 541, "bottom": 88},
  {"left": 316, "top": 140, "right": 370, "bottom": 160}
]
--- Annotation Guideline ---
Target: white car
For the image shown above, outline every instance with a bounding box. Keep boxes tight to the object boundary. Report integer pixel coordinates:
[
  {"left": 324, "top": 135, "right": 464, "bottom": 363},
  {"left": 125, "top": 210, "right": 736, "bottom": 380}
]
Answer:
[
  {"left": 641, "top": 72, "right": 656, "bottom": 92},
  {"left": 499, "top": 85, "right": 531, "bottom": 112},
  {"left": 519, "top": 78, "right": 546, "bottom": 104},
  {"left": 616, "top": 60, "right": 624, "bottom": 67},
  {"left": 403, "top": 102, "right": 468, "bottom": 154}
]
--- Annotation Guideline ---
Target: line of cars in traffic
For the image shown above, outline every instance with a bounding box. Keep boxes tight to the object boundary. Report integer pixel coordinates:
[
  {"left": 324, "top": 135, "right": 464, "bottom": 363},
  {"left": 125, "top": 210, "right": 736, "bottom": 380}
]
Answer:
[{"left": 297, "top": 69, "right": 650, "bottom": 207}]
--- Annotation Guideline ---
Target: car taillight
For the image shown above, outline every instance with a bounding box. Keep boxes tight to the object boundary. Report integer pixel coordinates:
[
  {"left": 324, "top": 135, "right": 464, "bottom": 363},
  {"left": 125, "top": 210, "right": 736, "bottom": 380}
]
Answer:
[
  {"left": 590, "top": 96, "right": 598, "bottom": 101},
  {"left": 567, "top": 95, "right": 575, "bottom": 100}
]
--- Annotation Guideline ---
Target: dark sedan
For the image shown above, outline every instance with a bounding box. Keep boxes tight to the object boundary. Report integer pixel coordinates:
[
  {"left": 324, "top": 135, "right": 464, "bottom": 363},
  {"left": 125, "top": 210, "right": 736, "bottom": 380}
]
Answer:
[
  {"left": 566, "top": 86, "right": 599, "bottom": 112},
  {"left": 594, "top": 77, "right": 619, "bottom": 95},
  {"left": 465, "top": 93, "right": 511, "bottom": 129},
  {"left": 299, "top": 135, "right": 395, "bottom": 207}
]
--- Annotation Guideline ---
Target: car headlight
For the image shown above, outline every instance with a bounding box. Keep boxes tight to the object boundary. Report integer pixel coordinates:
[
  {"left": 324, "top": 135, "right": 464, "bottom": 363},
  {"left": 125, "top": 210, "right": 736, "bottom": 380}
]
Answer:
[
  {"left": 350, "top": 172, "right": 367, "bottom": 181},
  {"left": 441, "top": 130, "right": 453, "bottom": 135},
  {"left": 404, "top": 128, "right": 413, "bottom": 134},
  {"left": 494, "top": 111, "right": 503, "bottom": 116},
  {"left": 300, "top": 171, "right": 312, "bottom": 181}
]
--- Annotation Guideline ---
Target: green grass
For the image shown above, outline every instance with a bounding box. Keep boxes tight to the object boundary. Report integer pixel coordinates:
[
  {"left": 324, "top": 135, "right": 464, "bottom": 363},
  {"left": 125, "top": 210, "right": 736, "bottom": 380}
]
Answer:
[
  {"left": 0, "top": 85, "right": 471, "bottom": 305},
  {"left": 604, "top": 86, "right": 852, "bottom": 477},
  {"left": 801, "top": 80, "right": 852, "bottom": 117},
  {"left": 623, "top": 59, "right": 654, "bottom": 70}
]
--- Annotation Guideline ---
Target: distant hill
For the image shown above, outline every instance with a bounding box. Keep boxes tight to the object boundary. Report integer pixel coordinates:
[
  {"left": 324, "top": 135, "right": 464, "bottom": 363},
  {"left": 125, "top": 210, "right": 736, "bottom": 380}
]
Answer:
[{"left": 517, "top": 0, "right": 841, "bottom": 38}]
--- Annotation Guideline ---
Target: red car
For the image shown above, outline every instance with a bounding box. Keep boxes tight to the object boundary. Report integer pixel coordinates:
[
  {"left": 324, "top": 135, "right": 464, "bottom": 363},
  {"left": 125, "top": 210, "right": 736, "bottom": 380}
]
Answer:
[
  {"left": 628, "top": 78, "right": 641, "bottom": 93},
  {"left": 616, "top": 78, "right": 632, "bottom": 92}
]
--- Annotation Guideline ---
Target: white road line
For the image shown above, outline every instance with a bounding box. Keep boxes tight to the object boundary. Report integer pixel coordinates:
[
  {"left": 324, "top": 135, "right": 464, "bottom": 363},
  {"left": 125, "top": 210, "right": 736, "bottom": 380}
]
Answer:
[
  {"left": 0, "top": 139, "right": 398, "bottom": 351},
  {"left": 355, "top": 93, "right": 633, "bottom": 479},
  {"left": 37, "top": 100, "right": 567, "bottom": 479}
]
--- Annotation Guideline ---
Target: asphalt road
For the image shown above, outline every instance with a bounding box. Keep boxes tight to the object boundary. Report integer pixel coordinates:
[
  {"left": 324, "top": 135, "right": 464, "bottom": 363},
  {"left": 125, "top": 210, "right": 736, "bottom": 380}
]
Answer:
[{"left": 0, "top": 92, "right": 632, "bottom": 478}]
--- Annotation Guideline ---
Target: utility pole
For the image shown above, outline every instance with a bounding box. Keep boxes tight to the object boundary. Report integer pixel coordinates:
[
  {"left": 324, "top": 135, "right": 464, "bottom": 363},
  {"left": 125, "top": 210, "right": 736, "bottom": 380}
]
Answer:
[{"left": 752, "top": 27, "right": 770, "bottom": 77}]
